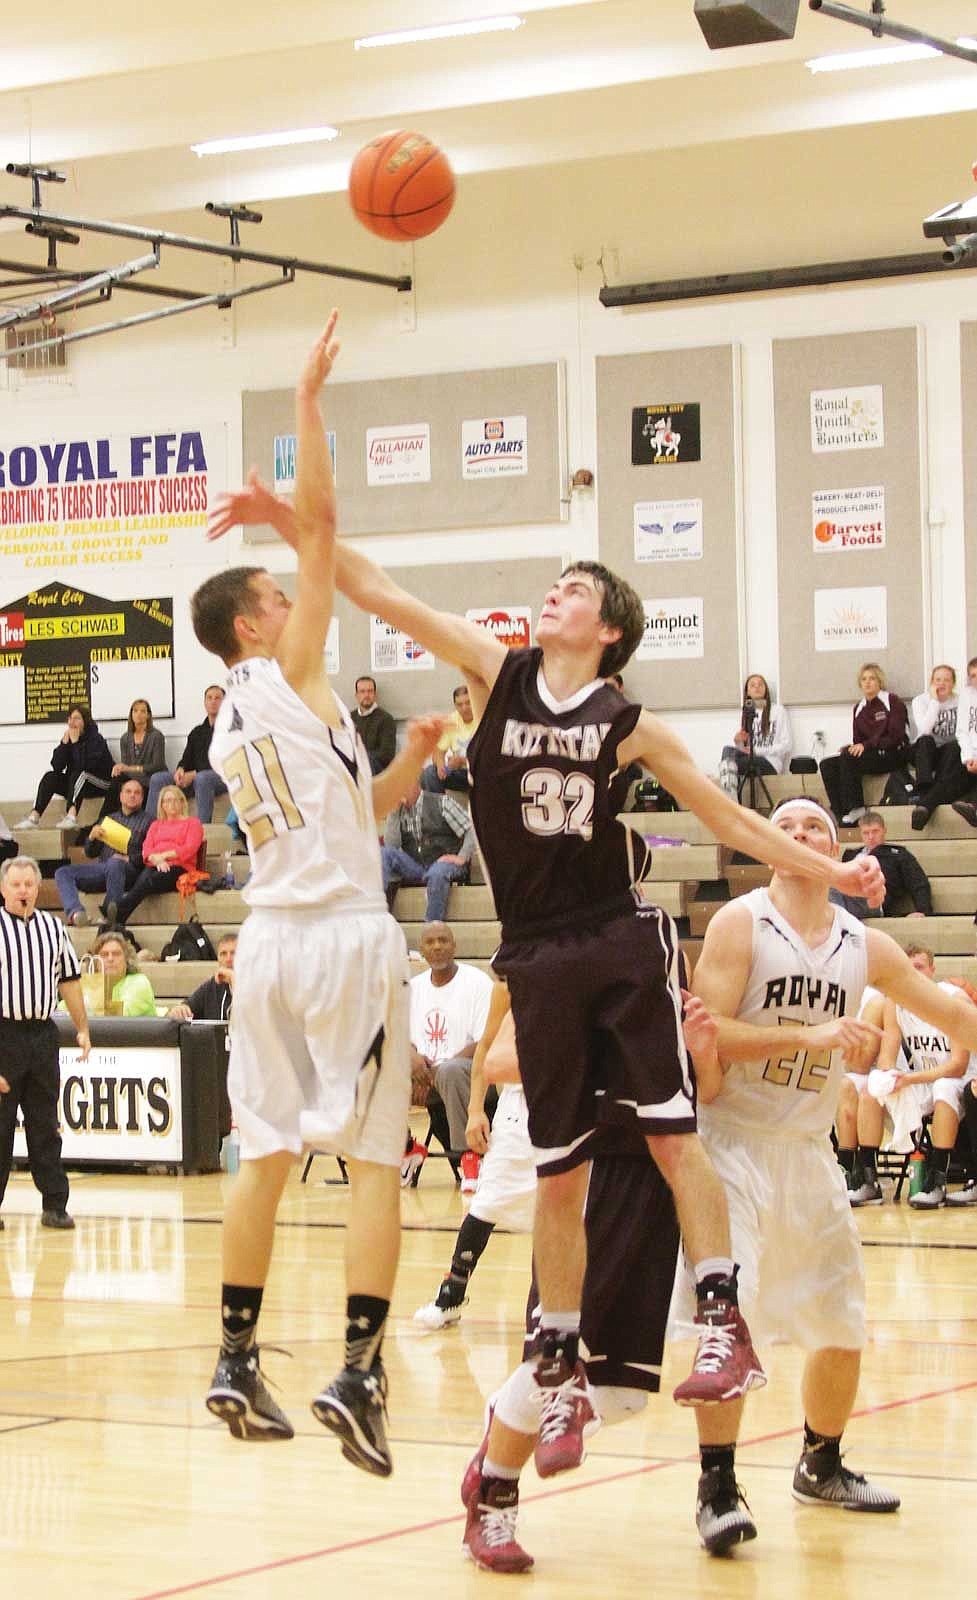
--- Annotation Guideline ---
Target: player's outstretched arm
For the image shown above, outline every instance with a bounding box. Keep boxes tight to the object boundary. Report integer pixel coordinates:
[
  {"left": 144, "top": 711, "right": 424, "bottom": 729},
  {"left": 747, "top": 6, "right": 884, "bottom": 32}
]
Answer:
[
  {"left": 334, "top": 543, "right": 506, "bottom": 716},
  {"left": 370, "top": 715, "right": 447, "bottom": 822},
  {"left": 621, "top": 710, "right": 885, "bottom": 907},
  {"left": 867, "top": 930, "right": 977, "bottom": 1055},
  {"left": 467, "top": 981, "right": 514, "bottom": 1153}
]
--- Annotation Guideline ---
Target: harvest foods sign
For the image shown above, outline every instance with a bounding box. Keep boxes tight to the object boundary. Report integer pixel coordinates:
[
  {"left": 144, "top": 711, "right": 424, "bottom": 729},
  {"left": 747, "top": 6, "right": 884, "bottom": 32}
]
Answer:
[{"left": 812, "top": 486, "right": 886, "bottom": 552}]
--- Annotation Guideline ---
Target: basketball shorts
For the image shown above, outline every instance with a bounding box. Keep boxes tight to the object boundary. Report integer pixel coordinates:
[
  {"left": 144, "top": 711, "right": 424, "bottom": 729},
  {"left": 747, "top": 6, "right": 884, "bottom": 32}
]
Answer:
[
  {"left": 671, "top": 1118, "right": 866, "bottom": 1351},
  {"left": 470, "top": 1084, "right": 536, "bottom": 1233},
  {"left": 867, "top": 1068, "right": 934, "bottom": 1151},
  {"left": 495, "top": 905, "right": 696, "bottom": 1175},
  {"left": 524, "top": 1141, "right": 681, "bottom": 1393},
  {"left": 229, "top": 906, "right": 410, "bottom": 1167}
]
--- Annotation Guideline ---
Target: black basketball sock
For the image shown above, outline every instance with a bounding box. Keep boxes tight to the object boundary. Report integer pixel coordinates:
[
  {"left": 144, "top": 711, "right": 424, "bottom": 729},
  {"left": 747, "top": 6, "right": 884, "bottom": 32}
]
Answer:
[
  {"left": 857, "top": 1145, "right": 879, "bottom": 1181},
  {"left": 221, "top": 1283, "right": 263, "bottom": 1356},
  {"left": 837, "top": 1147, "right": 856, "bottom": 1175},
  {"left": 345, "top": 1294, "right": 390, "bottom": 1371},
  {"left": 538, "top": 1326, "right": 580, "bottom": 1372},
  {"left": 696, "top": 1264, "right": 740, "bottom": 1310},
  {"left": 930, "top": 1146, "right": 952, "bottom": 1178},
  {"left": 802, "top": 1421, "right": 842, "bottom": 1477},
  {"left": 448, "top": 1214, "right": 496, "bottom": 1285},
  {"left": 700, "top": 1444, "right": 736, "bottom": 1477}
]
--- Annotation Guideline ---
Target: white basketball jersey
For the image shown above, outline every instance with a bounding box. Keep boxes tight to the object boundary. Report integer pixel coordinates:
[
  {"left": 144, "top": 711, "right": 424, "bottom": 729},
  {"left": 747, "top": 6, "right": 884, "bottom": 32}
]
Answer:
[
  {"left": 895, "top": 983, "right": 956, "bottom": 1074},
  {"left": 209, "top": 657, "right": 384, "bottom": 913},
  {"left": 701, "top": 888, "right": 868, "bottom": 1138}
]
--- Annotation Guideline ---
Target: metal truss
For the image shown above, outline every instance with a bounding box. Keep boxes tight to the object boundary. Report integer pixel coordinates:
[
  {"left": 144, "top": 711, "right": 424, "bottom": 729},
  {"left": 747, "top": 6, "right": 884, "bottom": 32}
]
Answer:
[
  {"left": 0, "top": 163, "right": 411, "bottom": 360},
  {"left": 808, "top": 1, "right": 977, "bottom": 65}
]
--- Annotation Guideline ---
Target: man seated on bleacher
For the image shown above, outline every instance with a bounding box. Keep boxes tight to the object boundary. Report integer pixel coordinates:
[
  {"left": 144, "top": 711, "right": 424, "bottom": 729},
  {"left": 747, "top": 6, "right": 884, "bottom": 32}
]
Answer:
[
  {"left": 829, "top": 811, "right": 932, "bottom": 921},
  {"left": 54, "top": 777, "right": 150, "bottom": 929},
  {"left": 851, "top": 946, "right": 975, "bottom": 1210},
  {"left": 168, "top": 932, "right": 237, "bottom": 1023},
  {"left": 409, "top": 922, "right": 493, "bottom": 1189},
  {"left": 382, "top": 779, "right": 475, "bottom": 922},
  {"left": 146, "top": 684, "right": 228, "bottom": 821}
]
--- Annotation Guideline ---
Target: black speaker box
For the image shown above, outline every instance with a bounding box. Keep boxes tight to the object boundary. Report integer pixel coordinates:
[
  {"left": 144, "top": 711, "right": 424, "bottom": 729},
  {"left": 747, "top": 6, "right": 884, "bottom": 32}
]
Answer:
[{"left": 693, "top": 0, "right": 800, "bottom": 48}]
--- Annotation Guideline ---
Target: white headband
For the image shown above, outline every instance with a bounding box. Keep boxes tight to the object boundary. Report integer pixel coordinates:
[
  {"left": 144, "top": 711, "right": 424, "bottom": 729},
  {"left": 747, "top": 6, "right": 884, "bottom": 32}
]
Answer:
[{"left": 769, "top": 798, "right": 837, "bottom": 843}]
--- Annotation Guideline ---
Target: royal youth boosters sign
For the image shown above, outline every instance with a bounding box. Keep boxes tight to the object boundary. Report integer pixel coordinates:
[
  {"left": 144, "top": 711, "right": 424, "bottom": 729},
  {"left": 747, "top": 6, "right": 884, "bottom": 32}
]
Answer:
[{"left": 0, "top": 583, "right": 174, "bottom": 724}]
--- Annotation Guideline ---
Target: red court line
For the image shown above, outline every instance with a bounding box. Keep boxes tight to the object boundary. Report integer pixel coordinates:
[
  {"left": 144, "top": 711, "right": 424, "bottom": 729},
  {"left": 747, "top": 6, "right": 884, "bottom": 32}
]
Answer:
[{"left": 128, "top": 1373, "right": 977, "bottom": 1600}]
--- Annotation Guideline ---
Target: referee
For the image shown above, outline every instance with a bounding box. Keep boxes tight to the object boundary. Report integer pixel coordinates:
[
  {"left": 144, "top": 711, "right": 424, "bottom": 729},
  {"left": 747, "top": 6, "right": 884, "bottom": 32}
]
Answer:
[{"left": 0, "top": 854, "right": 90, "bottom": 1231}]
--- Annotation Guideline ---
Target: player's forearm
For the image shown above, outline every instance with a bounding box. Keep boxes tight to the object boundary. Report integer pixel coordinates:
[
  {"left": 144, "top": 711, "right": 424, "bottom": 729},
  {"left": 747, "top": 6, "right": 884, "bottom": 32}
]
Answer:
[
  {"left": 689, "top": 1042, "right": 725, "bottom": 1103},
  {"left": 60, "top": 979, "right": 89, "bottom": 1040},
  {"left": 467, "top": 1060, "right": 488, "bottom": 1118},
  {"left": 713, "top": 1015, "right": 813, "bottom": 1061},
  {"left": 371, "top": 744, "right": 428, "bottom": 821},
  {"left": 294, "top": 380, "right": 337, "bottom": 541}
]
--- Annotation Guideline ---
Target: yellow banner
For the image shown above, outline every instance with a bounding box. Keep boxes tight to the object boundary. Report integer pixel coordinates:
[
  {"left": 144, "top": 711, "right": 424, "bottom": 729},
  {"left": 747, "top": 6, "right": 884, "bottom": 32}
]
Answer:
[{"left": 25, "top": 613, "right": 125, "bottom": 641}]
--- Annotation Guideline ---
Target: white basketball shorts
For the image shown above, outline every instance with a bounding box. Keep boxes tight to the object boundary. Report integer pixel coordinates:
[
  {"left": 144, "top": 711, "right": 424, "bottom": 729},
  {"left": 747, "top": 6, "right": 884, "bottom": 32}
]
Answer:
[
  {"left": 471, "top": 1083, "right": 536, "bottom": 1232},
  {"left": 229, "top": 906, "right": 410, "bottom": 1167},
  {"left": 671, "top": 1119, "right": 865, "bottom": 1350}
]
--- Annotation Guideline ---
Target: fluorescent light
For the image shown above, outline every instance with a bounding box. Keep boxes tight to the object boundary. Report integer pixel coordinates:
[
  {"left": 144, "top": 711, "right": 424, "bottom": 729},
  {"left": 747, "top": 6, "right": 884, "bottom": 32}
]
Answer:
[
  {"left": 806, "top": 42, "right": 938, "bottom": 73},
  {"left": 355, "top": 15, "right": 524, "bottom": 50},
  {"left": 191, "top": 126, "right": 340, "bottom": 157}
]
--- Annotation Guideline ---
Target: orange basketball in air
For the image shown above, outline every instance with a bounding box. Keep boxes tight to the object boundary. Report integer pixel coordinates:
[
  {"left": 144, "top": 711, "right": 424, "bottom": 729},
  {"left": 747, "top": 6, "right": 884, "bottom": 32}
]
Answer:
[{"left": 348, "top": 130, "right": 456, "bottom": 242}]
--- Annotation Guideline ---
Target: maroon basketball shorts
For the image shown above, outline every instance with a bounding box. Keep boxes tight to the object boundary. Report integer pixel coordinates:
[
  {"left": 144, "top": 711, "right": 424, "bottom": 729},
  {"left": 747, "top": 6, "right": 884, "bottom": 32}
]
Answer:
[
  {"left": 523, "top": 1142, "right": 681, "bottom": 1393},
  {"left": 496, "top": 904, "right": 697, "bottom": 1175}
]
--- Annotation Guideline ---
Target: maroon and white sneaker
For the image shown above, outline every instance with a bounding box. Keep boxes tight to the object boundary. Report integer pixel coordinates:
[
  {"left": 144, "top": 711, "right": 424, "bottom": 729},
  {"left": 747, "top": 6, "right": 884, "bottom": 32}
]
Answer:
[
  {"left": 533, "top": 1356, "right": 601, "bottom": 1478},
  {"left": 462, "top": 1477, "right": 534, "bottom": 1574},
  {"left": 673, "top": 1300, "right": 766, "bottom": 1407}
]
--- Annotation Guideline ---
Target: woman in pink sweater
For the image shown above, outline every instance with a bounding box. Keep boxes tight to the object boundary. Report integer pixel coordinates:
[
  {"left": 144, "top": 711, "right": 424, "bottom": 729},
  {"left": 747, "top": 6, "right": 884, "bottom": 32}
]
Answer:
[{"left": 106, "top": 785, "right": 205, "bottom": 927}]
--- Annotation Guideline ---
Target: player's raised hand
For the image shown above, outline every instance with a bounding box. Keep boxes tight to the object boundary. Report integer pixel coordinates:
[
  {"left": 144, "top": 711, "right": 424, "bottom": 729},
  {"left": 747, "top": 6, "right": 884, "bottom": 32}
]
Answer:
[
  {"left": 297, "top": 309, "right": 341, "bottom": 395},
  {"left": 403, "top": 714, "right": 450, "bottom": 763},
  {"left": 206, "top": 468, "right": 299, "bottom": 545},
  {"left": 836, "top": 852, "right": 886, "bottom": 909}
]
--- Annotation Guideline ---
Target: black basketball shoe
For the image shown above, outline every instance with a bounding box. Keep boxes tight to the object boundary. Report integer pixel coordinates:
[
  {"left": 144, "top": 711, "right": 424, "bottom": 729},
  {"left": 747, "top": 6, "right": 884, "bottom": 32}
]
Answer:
[
  {"left": 792, "top": 1452, "right": 900, "bottom": 1511},
  {"left": 311, "top": 1361, "right": 392, "bottom": 1477},
  {"left": 206, "top": 1347, "right": 294, "bottom": 1441},
  {"left": 696, "top": 1466, "right": 758, "bottom": 1555}
]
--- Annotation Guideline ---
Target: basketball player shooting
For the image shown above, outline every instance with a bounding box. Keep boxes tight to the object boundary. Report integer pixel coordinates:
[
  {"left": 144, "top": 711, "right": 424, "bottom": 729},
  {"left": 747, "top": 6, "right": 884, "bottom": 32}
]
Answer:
[
  {"left": 193, "top": 313, "right": 444, "bottom": 1476},
  {"left": 682, "top": 795, "right": 977, "bottom": 1548},
  {"left": 207, "top": 361, "right": 886, "bottom": 1476}
]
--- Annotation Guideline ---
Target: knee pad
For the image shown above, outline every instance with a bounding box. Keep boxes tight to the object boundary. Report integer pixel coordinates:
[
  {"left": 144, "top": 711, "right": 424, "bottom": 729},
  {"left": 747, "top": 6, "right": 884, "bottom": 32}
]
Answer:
[
  {"left": 591, "top": 1385, "right": 649, "bottom": 1426},
  {"left": 492, "top": 1361, "right": 542, "bottom": 1436}
]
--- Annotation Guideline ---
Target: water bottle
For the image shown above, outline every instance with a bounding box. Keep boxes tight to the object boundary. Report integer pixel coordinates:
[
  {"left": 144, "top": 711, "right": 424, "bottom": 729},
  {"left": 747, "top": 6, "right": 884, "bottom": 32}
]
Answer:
[
  {"left": 908, "top": 1151, "right": 926, "bottom": 1199},
  {"left": 812, "top": 731, "right": 826, "bottom": 764},
  {"left": 222, "top": 849, "right": 235, "bottom": 890},
  {"left": 221, "top": 1126, "right": 240, "bottom": 1175}
]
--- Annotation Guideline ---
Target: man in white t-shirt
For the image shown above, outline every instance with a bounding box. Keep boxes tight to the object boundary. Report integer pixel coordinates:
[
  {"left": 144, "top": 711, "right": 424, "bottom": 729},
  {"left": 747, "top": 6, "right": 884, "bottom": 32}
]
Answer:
[{"left": 410, "top": 922, "right": 493, "bottom": 1155}]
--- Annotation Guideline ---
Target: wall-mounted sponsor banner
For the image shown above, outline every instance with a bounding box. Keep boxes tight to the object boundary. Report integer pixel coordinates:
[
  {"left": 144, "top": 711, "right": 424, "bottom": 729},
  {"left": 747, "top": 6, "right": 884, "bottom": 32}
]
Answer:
[
  {"left": 814, "top": 586, "right": 887, "bottom": 652},
  {"left": 465, "top": 606, "right": 532, "bottom": 649},
  {"left": 812, "top": 485, "right": 886, "bottom": 552},
  {"left": 366, "top": 423, "right": 431, "bottom": 486},
  {"left": 0, "top": 581, "right": 174, "bottom": 724},
  {"left": 273, "top": 431, "right": 337, "bottom": 495},
  {"left": 810, "top": 386, "right": 884, "bottom": 454},
  {"left": 461, "top": 415, "right": 528, "bottom": 479},
  {"left": 631, "top": 403, "right": 701, "bottom": 466},
  {"left": 637, "top": 597, "right": 704, "bottom": 660},
  {"left": 13, "top": 1046, "right": 183, "bottom": 1164},
  {"left": 0, "top": 427, "right": 223, "bottom": 570},
  {"left": 634, "top": 498, "right": 703, "bottom": 563},
  {"left": 370, "top": 614, "right": 435, "bottom": 673}
]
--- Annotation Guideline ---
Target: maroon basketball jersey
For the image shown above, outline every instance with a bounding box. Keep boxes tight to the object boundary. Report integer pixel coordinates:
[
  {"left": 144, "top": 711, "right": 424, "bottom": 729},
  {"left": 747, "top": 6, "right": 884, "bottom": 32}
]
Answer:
[{"left": 467, "top": 647, "right": 652, "bottom": 941}]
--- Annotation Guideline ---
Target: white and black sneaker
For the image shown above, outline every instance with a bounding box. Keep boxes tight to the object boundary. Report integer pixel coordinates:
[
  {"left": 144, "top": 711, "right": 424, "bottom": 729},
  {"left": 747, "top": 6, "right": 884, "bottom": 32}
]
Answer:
[
  {"left": 792, "top": 1454, "right": 900, "bottom": 1512},
  {"left": 849, "top": 1178, "right": 883, "bottom": 1207},
  {"left": 908, "top": 1173, "right": 946, "bottom": 1210},
  {"left": 696, "top": 1467, "right": 758, "bottom": 1555},
  {"left": 413, "top": 1290, "right": 468, "bottom": 1330},
  {"left": 946, "top": 1178, "right": 977, "bottom": 1207},
  {"left": 206, "top": 1347, "right": 294, "bottom": 1441},
  {"left": 312, "top": 1361, "right": 392, "bottom": 1477}
]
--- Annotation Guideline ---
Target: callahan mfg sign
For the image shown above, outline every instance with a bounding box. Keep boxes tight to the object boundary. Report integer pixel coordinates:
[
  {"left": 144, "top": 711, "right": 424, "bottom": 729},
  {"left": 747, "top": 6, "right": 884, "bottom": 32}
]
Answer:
[
  {"left": 812, "top": 486, "right": 886, "bottom": 552},
  {"left": 366, "top": 423, "right": 431, "bottom": 486}
]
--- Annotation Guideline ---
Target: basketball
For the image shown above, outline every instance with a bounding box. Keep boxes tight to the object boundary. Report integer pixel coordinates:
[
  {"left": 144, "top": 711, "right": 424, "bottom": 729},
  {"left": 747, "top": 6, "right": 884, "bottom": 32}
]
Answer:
[{"left": 348, "top": 130, "right": 455, "bottom": 242}]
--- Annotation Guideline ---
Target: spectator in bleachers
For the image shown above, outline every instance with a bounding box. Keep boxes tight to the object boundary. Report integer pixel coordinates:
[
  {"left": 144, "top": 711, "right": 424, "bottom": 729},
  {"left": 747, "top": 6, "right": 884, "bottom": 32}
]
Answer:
[
  {"left": 99, "top": 698, "right": 167, "bottom": 820},
  {"left": 146, "top": 685, "right": 226, "bottom": 821},
  {"left": 350, "top": 675, "right": 397, "bottom": 774},
  {"left": 409, "top": 922, "right": 494, "bottom": 1181},
  {"left": 829, "top": 811, "right": 931, "bottom": 921},
  {"left": 89, "top": 930, "right": 157, "bottom": 1017},
  {"left": 106, "top": 785, "right": 205, "bottom": 927},
  {"left": 947, "top": 655, "right": 977, "bottom": 828},
  {"left": 0, "top": 810, "right": 16, "bottom": 865},
  {"left": 382, "top": 780, "right": 475, "bottom": 921},
  {"left": 168, "top": 932, "right": 237, "bottom": 1022},
  {"left": 819, "top": 663, "right": 910, "bottom": 826},
  {"left": 18, "top": 704, "right": 114, "bottom": 831},
  {"left": 907, "top": 665, "right": 961, "bottom": 829},
  {"left": 54, "top": 776, "right": 150, "bottom": 928},
  {"left": 718, "top": 674, "right": 792, "bottom": 800},
  {"left": 421, "top": 684, "right": 480, "bottom": 793}
]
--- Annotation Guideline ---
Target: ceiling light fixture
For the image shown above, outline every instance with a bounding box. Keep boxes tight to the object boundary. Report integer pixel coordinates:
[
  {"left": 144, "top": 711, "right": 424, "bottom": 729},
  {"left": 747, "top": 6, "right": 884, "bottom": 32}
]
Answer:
[
  {"left": 354, "top": 14, "right": 524, "bottom": 50},
  {"left": 806, "top": 41, "right": 937, "bottom": 71},
  {"left": 191, "top": 126, "right": 340, "bottom": 157}
]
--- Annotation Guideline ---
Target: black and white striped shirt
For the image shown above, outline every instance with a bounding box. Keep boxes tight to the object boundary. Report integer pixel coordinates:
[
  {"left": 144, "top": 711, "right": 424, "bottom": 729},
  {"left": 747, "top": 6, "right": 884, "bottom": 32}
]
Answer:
[{"left": 0, "top": 906, "right": 81, "bottom": 1021}]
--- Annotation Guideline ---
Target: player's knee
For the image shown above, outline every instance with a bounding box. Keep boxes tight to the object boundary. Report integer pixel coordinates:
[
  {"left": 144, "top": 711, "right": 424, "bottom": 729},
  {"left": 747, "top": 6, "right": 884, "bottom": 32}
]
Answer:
[
  {"left": 536, "top": 1164, "right": 587, "bottom": 1211},
  {"left": 645, "top": 1130, "right": 699, "bottom": 1185},
  {"left": 493, "top": 1361, "right": 543, "bottom": 1435}
]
